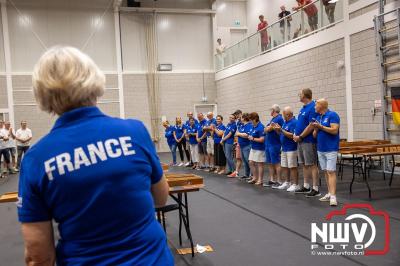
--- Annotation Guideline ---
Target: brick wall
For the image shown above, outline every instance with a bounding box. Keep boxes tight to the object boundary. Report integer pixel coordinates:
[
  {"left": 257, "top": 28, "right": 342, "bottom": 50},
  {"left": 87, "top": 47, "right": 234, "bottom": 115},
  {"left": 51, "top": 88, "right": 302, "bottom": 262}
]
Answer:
[
  {"left": 350, "top": 28, "right": 383, "bottom": 140},
  {"left": 216, "top": 39, "right": 348, "bottom": 139},
  {"left": 0, "top": 75, "right": 7, "bottom": 109},
  {"left": 123, "top": 72, "right": 217, "bottom": 152},
  {"left": 12, "top": 74, "right": 121, "bottom": 142}
]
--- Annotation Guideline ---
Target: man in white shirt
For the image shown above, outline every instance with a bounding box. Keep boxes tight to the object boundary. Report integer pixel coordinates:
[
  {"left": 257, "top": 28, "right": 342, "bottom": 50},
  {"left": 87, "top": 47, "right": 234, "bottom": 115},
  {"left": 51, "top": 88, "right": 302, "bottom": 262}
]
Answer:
[
  {"left": 0, "top": 121, "right": 17, "bottom": 174},
  {"left": 15, "top": 120, "right": 33, "bottom": 169}
]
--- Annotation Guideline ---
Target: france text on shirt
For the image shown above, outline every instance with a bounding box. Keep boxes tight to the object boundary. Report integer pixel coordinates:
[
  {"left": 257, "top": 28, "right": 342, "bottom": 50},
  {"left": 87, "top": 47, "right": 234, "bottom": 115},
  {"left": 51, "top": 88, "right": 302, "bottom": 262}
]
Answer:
[{"left": 44, "top": 136, "right": 135, "bottom": 180}]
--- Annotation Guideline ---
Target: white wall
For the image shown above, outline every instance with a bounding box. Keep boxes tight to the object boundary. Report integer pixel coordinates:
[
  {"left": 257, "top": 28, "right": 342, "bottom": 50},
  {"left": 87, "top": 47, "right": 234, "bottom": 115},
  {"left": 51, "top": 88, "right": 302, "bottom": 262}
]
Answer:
[
  {"left": 157, "top": 13, "right": 213, "bottom": 70},
  {"left": 7, "top": 0, "right": 117, "bottom": 72},
  {"left": 215, "top": 0, "right": 248, "bottom": 47}
]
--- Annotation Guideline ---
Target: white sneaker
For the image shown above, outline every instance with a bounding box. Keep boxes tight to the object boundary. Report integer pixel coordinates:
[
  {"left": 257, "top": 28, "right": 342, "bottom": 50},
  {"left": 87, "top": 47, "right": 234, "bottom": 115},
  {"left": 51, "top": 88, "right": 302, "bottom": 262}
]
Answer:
[
  {"left": 330, "top": 197, "right": 338, "bottom": 206},
  {"left": 184, "top": 162, "right": 190, "bottom": 167},
  {"left": 286, "top": 184, "right": 298, "bottom": 192},
  {"left": 178, "top": 162, "right": 184, "bottom": 166},
  {"left": 278, "top": 182, "right": 290, "bottom": 190},
  {"left": 319, "top": 194, "right": 331, "bottom": 202}
]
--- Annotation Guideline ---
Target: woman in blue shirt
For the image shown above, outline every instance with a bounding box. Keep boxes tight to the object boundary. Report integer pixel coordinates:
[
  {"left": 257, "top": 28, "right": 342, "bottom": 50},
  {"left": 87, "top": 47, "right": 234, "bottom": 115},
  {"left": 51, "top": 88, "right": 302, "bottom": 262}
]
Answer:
[
  {"left": 163, "top": 121, "right": 177, "bottom": 166},
  {"left": 247, "top": 112, "right": 266, "bottom": 185},
  {"left": 212, "top": 115, "right": 226, "bottom": 175},
  {"left": 235, "top": 113, "right": 253, "bottom": 179},
  {"left": 221, "top": 114, "right": 237, "bottom": 175},
  {"left": 312, "top": 98, "right": 340, "bottom": 207},
  {"left": 174, "top": 116, "right": 190, "bottom": 166},
  {"left": 18, "top": 47, "right": 173, "bottom": 265}
]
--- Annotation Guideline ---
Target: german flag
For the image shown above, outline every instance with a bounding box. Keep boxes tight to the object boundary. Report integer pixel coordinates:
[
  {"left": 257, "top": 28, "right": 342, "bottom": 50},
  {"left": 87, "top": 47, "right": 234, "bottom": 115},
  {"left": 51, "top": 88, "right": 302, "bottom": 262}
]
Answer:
[{"left": 392, "top": 87, "right": 400, "bottom": 125}]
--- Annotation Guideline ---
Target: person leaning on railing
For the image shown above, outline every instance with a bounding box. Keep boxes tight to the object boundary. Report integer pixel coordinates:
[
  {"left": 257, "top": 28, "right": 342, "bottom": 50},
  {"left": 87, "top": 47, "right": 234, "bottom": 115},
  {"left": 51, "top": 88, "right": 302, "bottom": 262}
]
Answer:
[
  {"left": 322, "top": 0, "right": 336, "bottom": 24},
  {"left": 293, "top": 0, "right": 319, "bottom": 31},
  {"left": 257, "top": 15, "right": 269, "bottom": 52}
]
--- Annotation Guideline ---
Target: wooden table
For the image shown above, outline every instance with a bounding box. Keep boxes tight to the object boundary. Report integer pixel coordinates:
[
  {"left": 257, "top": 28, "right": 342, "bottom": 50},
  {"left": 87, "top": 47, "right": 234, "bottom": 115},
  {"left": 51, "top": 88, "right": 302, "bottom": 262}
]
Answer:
[
  {"left": 339, "top": 143, "right": 400, "bottom": 199},
  {"left": 164, "top": 173, "right": 204, "bottom": 257}
]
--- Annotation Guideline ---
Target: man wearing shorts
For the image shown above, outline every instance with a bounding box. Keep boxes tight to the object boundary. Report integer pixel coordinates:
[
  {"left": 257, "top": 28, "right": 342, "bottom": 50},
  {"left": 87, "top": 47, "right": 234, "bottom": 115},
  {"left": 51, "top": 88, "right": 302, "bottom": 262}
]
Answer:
[
  {"left": 274, "top": 106, "right": 299, "bottom": 192},
  {"left": 293, "top": 88, "right": 320, "bottom": 197},
  {"left": 263, "top": 104, "right": 284, "bottom": 188},
  {"left": 197, "top": 113, "right": 208, "bottom": 169},
  {"left": 312, "top": 99, "right": 340, "bottom": 206},
  {"left": 204, "top": 112, "right": 217, "bottom": 171}
]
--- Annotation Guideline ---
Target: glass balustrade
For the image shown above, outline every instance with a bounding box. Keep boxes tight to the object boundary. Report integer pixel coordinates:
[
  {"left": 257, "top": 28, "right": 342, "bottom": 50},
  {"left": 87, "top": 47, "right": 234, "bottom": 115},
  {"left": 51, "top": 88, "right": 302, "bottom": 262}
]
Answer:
[{"left": 215, "top": 0, "right": 343, "bottom": 71}]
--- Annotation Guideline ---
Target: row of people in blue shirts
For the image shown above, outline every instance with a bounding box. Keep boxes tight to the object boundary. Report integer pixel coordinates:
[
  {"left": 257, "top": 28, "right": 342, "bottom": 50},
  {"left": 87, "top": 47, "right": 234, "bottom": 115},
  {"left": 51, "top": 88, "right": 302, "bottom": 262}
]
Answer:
[{"left": 163, "top": 89, "right": 341, "bottom": 206}]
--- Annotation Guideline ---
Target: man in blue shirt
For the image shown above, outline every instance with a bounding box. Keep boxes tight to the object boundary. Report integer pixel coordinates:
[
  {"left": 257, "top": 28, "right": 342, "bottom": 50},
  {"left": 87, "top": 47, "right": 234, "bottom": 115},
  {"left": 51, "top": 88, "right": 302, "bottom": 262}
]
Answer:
[
  {"left": 230, "top": 110, "right": 243, "bottom": 178},
  {"left": 197, "top": 113, "right": 208, "bottom": 169},
  {"left": 221, "top": 114, "right": 237, "bottom": 175},
  {"left": 204, "top": 112, "right": 217, "bottom": 171},
  {"left": 263, "top": 104, "right": 285, "bottom": 188},
  {"left": 312, "top": 98, "right": 340, "bottom": 206},
  {"left": 163, "top": 121, "right": 177, "bottom": 166},
  {"left": 293, "top": 88, "right": 320, "bottom": 197},
  {"left": 184, "top": 112, "right": 199, "bottom": 167},
  {"left": 273, "top": 106, "right": 299, "bottom": 192}
]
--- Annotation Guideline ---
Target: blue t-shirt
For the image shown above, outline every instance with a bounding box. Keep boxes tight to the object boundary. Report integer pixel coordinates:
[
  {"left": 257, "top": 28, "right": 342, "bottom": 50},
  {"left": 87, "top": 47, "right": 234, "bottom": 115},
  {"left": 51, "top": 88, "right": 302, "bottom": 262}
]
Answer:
[
  {"left": 184, "top": 119, "right": 199, "bottom": 130},
  {"left": 214, "top": 123, "right": 226, "bottom": 144},
  {"left": 174, "top": 124, "right": 185, "bottom": 139},
  {"left": 165, "top": 126, "right": 176, "bottom": 146},
  {"left": 237, "top": 122, "right": 252, "bottom": 147},
  {"left": 186, "top": 125, "right": 198, "bottom": 145},
  {"left": 197, "top": 119, "right": 208, "bottom": 143},
  {"left": 205, "top": 118, "right": 217, "bottom": 137},
  {"left": 265, "top": 114, "right": 284, "bottom": 147},
  {"left": 223, "top": 122, "right": 237, "bottom": 144},
  {"left": 280, "top": 118, "right": 298, "bottom": 152},
  {"left": 295, "top": 100, "right": 318, "bottom": 143},
  {"left": 17, "top": 107, "right": 173, "bottom": 266},
  {"left": 316, "top": 110, "right": 340, "bottom": 152},
  {"left": 249, "top": 122, "right": 265, "bottom": 151}
]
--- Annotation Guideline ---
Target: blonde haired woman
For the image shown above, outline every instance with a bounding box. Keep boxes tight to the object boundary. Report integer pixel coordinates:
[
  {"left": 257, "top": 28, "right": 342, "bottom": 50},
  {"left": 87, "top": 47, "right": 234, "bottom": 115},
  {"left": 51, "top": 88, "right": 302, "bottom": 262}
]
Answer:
[{"left": 18, "top": 47, "right": 173, "bottom": 265}]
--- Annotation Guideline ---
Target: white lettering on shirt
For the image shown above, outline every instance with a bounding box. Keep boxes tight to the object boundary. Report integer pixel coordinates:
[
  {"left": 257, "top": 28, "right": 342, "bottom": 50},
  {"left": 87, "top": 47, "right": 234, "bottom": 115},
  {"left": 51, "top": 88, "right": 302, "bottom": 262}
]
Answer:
[
  {"left": 44, "top": 136, "right": 136, "bottom": 180},
  {"left": 87, "top": 141, "right": 107, "bottom": 164},
  {"left": 44, "top": 157, "right": 56, "bottom": 180},
  {"left": 56, "top": 153, "right": 74, "bottom": 175},
  {"left": 105, "top": 139, "right": 122, "bottom": 158},
  {"left": 74, "top": 147, "right": 91, "bottom": 170},
  {"left": 119, "top": 136, "right": 136, "bottom": 156}
]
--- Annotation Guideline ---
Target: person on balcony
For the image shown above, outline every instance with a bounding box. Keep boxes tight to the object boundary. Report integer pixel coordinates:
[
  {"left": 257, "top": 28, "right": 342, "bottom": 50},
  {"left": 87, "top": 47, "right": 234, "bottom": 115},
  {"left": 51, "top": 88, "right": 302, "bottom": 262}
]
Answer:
[
  {"left": 258, "top": 15, "right": 269, "bottom": 52},
  {"left": 322, "top": 0, "right": 336, "bottom": 24},
  {"left": 279, "top": 5, "right": 292, "bottom": 42},
  {"left": 293, "top": 0, "right": 318, "bottom": 31}
]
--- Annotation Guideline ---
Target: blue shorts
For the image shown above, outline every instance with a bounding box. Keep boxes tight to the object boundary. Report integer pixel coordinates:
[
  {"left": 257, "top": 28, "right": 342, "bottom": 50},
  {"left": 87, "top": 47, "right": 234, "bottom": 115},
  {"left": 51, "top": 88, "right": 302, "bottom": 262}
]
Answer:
[{"left": 265, "top": 145, "right": 281, "bottom": 164}]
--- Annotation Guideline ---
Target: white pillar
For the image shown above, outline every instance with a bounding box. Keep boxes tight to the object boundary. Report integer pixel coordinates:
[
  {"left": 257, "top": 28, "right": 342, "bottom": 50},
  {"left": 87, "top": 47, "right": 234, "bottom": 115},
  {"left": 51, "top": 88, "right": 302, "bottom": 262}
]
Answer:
[
  {"left": 1, "top": 0, "right": 15, "bottom": 127},
  {"left": 343, "top": 0, "right": 354, "bottom": 141},
  {"left": 114, "top": 7, "right": 125, "bottom": 119}
]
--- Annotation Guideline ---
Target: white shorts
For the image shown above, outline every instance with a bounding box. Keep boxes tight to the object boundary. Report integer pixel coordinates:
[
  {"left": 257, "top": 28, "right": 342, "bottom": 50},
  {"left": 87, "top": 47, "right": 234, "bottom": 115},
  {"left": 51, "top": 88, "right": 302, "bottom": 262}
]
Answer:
[
  {"left": 281, "top": 151, "right": 298, "bottom": 168},
  {"left": 249, "top": 149, "right": 266, "bottom": 163},
  {"left": 190, "top": 144, "right": 199, "bottom": 163},
  {"left": 207, "top": 137, "right": 214, "bottom": 155},
  {"left": 317, "top": 151, "right": 338, "bottom": 171}
]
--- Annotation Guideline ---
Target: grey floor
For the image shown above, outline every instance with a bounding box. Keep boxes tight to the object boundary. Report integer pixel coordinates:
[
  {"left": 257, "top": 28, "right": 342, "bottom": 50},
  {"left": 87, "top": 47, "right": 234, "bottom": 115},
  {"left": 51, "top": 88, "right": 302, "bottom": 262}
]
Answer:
[{"left": 1, "top": 152, "right": 400, "bottom": 266}]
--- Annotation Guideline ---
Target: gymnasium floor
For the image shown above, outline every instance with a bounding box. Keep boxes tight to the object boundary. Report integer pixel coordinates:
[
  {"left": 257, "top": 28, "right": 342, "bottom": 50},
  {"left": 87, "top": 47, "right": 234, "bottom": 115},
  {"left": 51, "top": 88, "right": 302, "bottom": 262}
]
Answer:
[{"left": 1, "top": 153, "right": 400, "bottom": 265}]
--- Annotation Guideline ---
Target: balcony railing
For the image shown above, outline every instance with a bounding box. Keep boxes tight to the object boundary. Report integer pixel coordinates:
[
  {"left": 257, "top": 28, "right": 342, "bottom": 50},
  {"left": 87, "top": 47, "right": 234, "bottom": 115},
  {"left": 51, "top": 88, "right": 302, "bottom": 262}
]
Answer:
[{"left": 215, "top": 0, "right": 344, "bottom": 71}]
